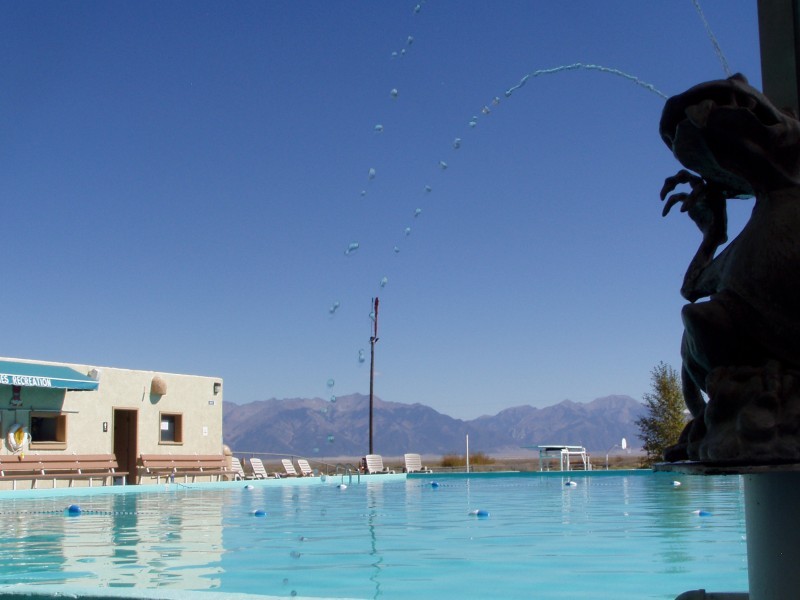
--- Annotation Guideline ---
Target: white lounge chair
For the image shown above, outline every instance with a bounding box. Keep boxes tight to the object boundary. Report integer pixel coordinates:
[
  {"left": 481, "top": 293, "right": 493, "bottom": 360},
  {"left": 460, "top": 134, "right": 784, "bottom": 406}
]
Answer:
[
  {"left": 297, "top": 458, "right": 314, "bottom": 476},
  {"left": 281, "top": 459, "right": 299, "bottom": 477},
  {"left": 365, "top": 454, "right": 394, "bottom": 474},
  {"left": 231, "top": 457, "right": 250, "bottom": 480},
  {"left": 249, "top": 457, "right": 272, "bottom": 479},
  {"left": 403, "top": 453, "right": 432, "bottom": 473}
]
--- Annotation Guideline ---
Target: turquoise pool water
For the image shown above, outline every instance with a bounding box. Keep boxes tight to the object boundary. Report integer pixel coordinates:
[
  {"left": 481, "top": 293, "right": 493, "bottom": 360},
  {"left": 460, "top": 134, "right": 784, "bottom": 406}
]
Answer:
[{"left": 0, "top": 471, "right": 747, "bottom": 599}]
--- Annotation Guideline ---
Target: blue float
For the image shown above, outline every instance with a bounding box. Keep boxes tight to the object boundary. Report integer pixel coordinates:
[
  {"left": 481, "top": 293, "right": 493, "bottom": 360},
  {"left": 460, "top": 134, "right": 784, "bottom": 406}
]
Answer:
[
  {"left": 252, "top": 509, "right": 267, "bottom": 517},
  {"left": 66, "top": 504, "right": 82, "bottom": 515},
  {"left": 468, "top": 509, "right": 489, "bottom": 518},
  {"left": 431, "top": 482, "right": 439, "bottom": 488}
]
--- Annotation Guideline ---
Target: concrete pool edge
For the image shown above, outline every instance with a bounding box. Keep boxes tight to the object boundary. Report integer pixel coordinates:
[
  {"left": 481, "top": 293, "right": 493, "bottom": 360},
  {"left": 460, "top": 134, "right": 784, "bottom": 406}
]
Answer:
[{"left": 0, "top": 473, "right": 408, "bottom": 500}]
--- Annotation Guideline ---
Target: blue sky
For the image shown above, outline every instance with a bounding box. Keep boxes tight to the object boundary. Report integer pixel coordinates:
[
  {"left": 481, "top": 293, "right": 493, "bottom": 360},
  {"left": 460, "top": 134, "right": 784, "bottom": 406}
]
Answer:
[{"left": 2, "top": 2, "right": 760, "bottom": 419}]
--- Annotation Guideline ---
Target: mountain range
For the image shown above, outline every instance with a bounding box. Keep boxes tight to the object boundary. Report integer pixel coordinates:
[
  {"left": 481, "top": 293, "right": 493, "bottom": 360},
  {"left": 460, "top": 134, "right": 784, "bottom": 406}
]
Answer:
[{"left": 223, "top": 394, "right": 645, "bottom": 457}]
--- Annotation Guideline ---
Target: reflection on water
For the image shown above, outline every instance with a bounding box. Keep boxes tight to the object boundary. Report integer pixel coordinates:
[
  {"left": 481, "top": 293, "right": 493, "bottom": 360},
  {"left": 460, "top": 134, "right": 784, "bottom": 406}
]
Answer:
[{"left": 0, "top": 473, "right": 747, "bottom": 599}]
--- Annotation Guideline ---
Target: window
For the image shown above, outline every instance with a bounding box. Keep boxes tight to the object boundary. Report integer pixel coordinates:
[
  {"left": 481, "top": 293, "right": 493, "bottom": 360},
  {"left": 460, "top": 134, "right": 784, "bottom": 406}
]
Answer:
[
  {"left": 160, "top": 413, "right": 183, "bottom": 444},
  {"left": 30, "top": 413, "right": 67, "bottom": 450}
]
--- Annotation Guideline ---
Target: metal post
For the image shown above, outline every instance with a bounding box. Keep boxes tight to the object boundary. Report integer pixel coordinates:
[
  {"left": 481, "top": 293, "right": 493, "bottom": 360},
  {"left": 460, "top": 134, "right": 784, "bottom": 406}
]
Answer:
[
  {"left": 368, "top": 297, "right": 379, "bottom": 455},
  {"left": 465, "top": 434, "right": 470, "bottom": 473}
]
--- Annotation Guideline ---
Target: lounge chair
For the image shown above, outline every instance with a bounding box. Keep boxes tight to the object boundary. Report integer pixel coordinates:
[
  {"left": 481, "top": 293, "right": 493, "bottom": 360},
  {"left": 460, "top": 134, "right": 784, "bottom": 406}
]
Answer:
[
  {"left": 403, "top": 453, "right": 432, "bottom": 473},
  {"left": 297, "top": 458, "right": 314, "bottom": 476},
  {"left": 231, "top": 457, "right": 250, "bottom": 480},
  {"left": 249, "top": 457, "right": 272, "bottom": 479},
  {"left": 365, "top": 454, "right": 394, "bottom": 474},
  {"left": 281, "top": 459, "right": 299, "bottom": 477}
]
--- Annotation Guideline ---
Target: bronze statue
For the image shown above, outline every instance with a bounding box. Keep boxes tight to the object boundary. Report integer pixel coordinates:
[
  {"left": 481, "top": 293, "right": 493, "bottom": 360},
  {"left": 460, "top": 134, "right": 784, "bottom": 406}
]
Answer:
[{"left": 660, "top": 74, "right": 800, "bottom": 462}]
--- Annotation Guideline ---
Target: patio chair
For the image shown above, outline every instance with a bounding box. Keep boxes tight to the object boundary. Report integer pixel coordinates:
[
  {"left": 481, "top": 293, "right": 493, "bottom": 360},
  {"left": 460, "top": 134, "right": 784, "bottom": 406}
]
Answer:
[
  {"left": 403, "top": 453, "right": 432, "bottom": 473},
  {"left": 281, "top": 459, "right": 299, "bottom": 477},
  {"left": 365, "top": 454, "right": 395, "bottom": 474},
  {"left": 249, "top": 457, "right": 272, "bottom": 479},
  {"left": 297, "top": 458, "right": 314, "bottom": 476},
  {"left": 230, "top": 457, "right": 250, "bottom": 480}
]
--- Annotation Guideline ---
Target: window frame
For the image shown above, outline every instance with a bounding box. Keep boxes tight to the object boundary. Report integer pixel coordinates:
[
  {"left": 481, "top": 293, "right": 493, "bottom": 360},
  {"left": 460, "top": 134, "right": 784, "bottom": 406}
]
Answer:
[
  {"left": 159, "top": 412, "right": 183, "bottom": 445},
  {"left": 29, "top": 412, "right": 68, "bottom": 450}
]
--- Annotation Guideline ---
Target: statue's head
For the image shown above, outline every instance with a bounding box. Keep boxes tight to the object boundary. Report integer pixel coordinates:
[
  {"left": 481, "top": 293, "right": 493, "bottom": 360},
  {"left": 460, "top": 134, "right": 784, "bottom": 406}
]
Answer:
[{"left": 660, "top": 73, "right": 800, "bottom": 195}]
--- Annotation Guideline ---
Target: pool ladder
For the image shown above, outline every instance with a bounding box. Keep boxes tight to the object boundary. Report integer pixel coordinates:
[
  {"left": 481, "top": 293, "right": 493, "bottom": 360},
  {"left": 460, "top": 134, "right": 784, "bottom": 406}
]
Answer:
[{"left": 335, "top": 463, "right": 360, "bottom": 486}]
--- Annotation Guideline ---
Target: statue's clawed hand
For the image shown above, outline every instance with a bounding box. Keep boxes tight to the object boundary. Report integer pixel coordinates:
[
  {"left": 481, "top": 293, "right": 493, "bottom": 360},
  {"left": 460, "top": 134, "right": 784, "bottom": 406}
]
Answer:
[{"left": 661, "top": 169, "right": 728, "bottom": 251}]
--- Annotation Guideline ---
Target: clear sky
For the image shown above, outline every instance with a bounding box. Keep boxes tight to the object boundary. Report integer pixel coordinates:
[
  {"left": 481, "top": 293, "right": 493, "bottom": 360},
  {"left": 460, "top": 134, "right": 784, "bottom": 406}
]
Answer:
[{"left": 2, "top": 1, "right": 761, "bottom": 419}]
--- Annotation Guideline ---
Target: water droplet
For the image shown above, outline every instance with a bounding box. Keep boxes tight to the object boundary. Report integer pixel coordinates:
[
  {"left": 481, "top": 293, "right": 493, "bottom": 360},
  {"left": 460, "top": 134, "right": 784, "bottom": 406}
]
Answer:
[
  {"left": 327, "top": 434, "right": 335, "bottom": 443},
  {"left": 424, "top": 185, "right": 432, "bottom": 193},
  {"left": 404, "top": 227, "right": 412, "bottom": 236},
  {"left": 407, "top": 36, "right": 414, "bottom": 45},
  {"left": 313, "top": 447, "right": 320, "bottom": 454},
  {"left": 492, "top": 96, "right": 501, "bottom": 105},
  {"left": 358, "top": 349, "right": 366, "bottom": 363},
  {"left": 453, "top": 138, "right": 462, "bottom": 149},
  {"left": 360, "top": 189, "right": 367, "bottom": 197},
  {"left": 329, "top": 301, "right": 340, "bottom": 315},
  {"left": 290, "top": 551, "right": 301, "bottom": 559},
  {"left": 391, "top": 51, "right": 398, "bottom": 58},
  {"left": 414, "top": 4, "right": 421, "bottom": 13},
  {"left": 345, "top": 242, "right": 360, "bottom": 255},
  {"left": 380, "top": 276, "right": 388, "bottom": 288},
  {"left": 469, "top": 118, "right": 478, "bottom": 128},
  {"left": 330, "top": 395, "right": 336, "bottom": 403},
  {"left": 326, "top": 378, "right": 335, "bottom": 388},
  {"left": 283, "top": 579, "right": 290, "bottom": 585},
  {"left": 374, "top": 124, "right": 383, "bottom": 133},
  {"left": 368, "top": 167, "right": 376, "bottom": 180},
  {"left": 400, "top": 49, "right": 406, "bottom": 56},
  {"left": 414, "top": 208, "right": 422, "bottom": 217},
  {"left": 481, "top": 106, "right": 491, "bottom": 115},
  {"left": 393, "top": 246, "right": 400, "bottom": 254},
  {"left": 369, "top": 310, "right": 376, "bottom": 321},
  {"left": 390, "top": 88, "right": 398, "bottom": 98}
]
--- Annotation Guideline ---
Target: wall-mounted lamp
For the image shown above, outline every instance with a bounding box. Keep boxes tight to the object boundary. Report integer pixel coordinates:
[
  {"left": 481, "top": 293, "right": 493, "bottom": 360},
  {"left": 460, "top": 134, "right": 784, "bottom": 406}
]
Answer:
[
  {"left": 10, "top": 385, "right": 21, "bottom": 407},
  {"left": 102, "top": 422, "right": 108, "bottom": 432}
]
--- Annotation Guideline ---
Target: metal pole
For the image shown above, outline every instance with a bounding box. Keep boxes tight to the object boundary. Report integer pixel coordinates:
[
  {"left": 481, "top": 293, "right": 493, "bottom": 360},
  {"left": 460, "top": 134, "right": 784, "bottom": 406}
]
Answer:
[
  {"left": 465, "top": 434, "right": 470, "bottom": 473},
  {"left": 368, "top": 297, "right": 379, "bottom": 455}
]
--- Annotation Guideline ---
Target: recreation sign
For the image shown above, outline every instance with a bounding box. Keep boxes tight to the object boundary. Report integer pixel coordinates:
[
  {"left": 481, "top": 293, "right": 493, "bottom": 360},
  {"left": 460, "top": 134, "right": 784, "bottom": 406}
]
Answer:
[{"left": 0, "top": 360, "right": 99, "bottom": 391}]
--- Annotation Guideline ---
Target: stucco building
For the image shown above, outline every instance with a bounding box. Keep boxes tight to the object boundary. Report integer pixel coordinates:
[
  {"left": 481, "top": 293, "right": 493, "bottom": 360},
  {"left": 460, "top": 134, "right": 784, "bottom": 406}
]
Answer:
[{"left": 0, "top": 357, "right": 224, "bottom": 485}]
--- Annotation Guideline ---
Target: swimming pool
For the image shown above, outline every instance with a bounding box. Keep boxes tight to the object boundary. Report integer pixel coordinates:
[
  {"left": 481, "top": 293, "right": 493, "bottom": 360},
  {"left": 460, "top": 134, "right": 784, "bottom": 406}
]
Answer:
[{"left": 0, "top": 471, "right": 747, "bottom": 599}]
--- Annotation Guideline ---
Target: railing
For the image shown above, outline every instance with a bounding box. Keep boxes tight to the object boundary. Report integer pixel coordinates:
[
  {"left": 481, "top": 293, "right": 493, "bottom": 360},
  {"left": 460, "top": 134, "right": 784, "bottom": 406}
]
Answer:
[{"left": 335, "top": 463, "right": 360, "bottom": 486}]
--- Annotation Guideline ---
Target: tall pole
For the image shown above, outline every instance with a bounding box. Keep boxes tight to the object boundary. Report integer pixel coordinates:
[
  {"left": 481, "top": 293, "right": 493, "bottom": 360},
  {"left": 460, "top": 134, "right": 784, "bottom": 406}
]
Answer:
[{"left": 369, "top": 297, "right": 379, "bottom": 455}]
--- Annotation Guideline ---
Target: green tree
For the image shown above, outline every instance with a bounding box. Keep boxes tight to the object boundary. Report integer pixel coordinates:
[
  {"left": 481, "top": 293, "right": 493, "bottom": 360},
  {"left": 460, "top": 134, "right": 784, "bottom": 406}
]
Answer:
[{"left": 636, "top": 362, "right": 687, "bottom": 466}]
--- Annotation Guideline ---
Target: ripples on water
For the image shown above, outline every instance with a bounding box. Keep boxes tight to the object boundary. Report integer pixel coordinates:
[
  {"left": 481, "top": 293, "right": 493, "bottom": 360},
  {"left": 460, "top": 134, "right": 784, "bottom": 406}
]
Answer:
[{"left": 0, "top": 473, "right": 746, "bottom": 599}]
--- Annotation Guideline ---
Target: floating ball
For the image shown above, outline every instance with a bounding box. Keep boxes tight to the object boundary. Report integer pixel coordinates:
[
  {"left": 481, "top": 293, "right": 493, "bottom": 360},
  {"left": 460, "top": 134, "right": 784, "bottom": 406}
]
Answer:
[
  {"left": 697, "top": 510, "right": 712, "bottom": 517},
  {"left": 252, "top": 509, "right": 267, "bottom": 517},
  {"left": 430, "top": 482, "right": 439, "bottom": 489},
  {"left": 66, "top": 504, "right": 82, "bottom": 515},
  {"left": 468, "top": 509, "right": 489, "bottom": 518}
]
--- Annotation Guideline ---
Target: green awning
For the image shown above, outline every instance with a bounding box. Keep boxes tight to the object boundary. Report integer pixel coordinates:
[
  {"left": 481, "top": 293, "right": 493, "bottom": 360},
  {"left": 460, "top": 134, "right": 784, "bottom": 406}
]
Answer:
[{"left": 0, "top": 360, "right": 98, "bottom": 391}]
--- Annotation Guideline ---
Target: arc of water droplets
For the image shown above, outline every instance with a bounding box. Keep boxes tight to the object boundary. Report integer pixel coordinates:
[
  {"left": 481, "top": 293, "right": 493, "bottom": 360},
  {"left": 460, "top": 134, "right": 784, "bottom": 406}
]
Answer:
[
  {"left": 692, "top": 0, "right": 732, "bottom": 77},
  {"left": 504, "top": 63, "right": 668, "bottom": 100}
]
